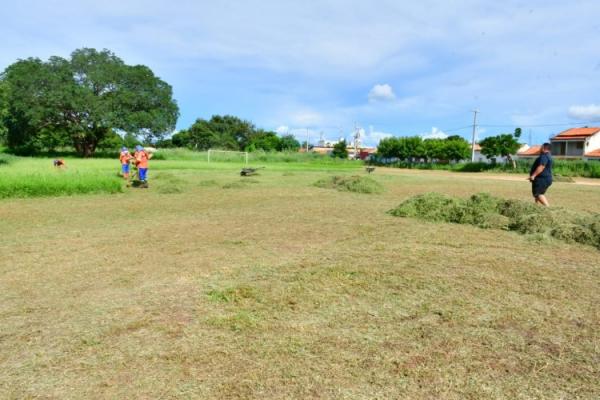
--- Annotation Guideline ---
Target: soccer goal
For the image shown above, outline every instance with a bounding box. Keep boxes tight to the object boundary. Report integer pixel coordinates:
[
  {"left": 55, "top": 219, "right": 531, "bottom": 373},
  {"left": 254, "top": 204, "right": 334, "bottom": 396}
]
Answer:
[{"left": 207, "top": 149, "right": 249, "bottom": 165}]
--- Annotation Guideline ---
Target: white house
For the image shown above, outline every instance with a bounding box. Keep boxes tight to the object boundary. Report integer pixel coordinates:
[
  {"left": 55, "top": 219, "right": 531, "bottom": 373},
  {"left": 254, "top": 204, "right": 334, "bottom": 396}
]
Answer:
[
  {"left": 550, "top": 127, "right": 600, "bottom": 159},
  {"left": 472, "top": 143, "right": 530, "bottom": 163}
]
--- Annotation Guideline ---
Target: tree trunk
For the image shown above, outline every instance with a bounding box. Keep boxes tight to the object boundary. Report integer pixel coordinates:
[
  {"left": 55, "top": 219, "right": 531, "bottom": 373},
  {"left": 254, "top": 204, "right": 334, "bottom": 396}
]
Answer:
[
  {"left": 73, "top": 136, "right": 99, "bottom": 157},
  {"left": 507, "top": 154, "right": 516, "bottom": 169}
]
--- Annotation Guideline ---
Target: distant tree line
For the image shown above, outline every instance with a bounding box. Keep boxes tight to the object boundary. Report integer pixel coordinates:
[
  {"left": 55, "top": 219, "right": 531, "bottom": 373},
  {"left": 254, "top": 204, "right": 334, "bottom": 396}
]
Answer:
[
  {"left": 376, "top": 135, "right": 471, "bottom": 163},
  {"left": 161, "top": 115, "right": 300, "bottom": 152}
]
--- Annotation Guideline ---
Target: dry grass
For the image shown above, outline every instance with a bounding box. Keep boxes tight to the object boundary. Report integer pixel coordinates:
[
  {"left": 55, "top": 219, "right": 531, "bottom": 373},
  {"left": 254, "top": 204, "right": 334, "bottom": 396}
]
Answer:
[{"left": 1, "top": 165, "right": 599, "bottom": 399}]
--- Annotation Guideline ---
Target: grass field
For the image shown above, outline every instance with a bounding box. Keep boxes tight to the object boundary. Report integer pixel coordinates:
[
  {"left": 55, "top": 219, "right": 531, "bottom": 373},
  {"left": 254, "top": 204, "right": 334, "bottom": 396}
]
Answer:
[{"left": 1, "top": 158, "right": 599, "bottom": 399}]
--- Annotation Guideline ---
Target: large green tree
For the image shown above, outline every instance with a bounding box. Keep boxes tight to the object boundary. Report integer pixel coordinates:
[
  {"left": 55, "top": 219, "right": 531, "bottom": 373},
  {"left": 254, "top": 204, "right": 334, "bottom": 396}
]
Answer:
[
  {"left": 247, "top": 130, "right": 280, "bottom": 151},
  {"left": 179, "top": 115, "right": 254, "bottom": 150},
  {"left": 1, "top": 48, "right": 178, "bottom": 156},
  {"left": 0, "top": 80, "right": 8, "bottom": 144},
  {"left": 277, "top": 134, "right": 300, "bottom": 151},
  {"left": 479, "top": 128, "right": 522, "bottom": 166}
]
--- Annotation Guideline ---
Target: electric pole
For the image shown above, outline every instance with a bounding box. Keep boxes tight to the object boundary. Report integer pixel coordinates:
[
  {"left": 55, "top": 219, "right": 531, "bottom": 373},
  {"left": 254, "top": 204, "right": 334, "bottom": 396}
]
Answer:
[
  {"left": 306, "top": 128, "right": 309, "bottom": 152},
  {"left": 470, "top": 109, "right": 479, "bottom": 162}
]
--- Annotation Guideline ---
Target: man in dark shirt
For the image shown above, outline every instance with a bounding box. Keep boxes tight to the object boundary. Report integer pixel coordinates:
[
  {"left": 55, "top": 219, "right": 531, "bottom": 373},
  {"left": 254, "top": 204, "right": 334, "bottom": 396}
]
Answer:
[{"left": 529, "top": 143, "right": 553, "bottom": 206}]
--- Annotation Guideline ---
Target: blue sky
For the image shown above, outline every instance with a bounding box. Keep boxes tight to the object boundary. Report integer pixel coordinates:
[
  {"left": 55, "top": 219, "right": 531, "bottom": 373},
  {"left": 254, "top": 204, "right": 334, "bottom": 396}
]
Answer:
[{"left": 2, "top": 0, "right": 600, "bottom": 146}]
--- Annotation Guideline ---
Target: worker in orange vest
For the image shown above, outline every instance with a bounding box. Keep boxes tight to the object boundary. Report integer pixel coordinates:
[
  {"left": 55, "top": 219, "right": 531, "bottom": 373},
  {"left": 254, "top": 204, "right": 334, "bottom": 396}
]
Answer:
[
  {"left": 134, "top": 145, "right": 152, "bottom": 186},
  {"left": 119, "top": 147, "right": 133, "bottom": 179}
]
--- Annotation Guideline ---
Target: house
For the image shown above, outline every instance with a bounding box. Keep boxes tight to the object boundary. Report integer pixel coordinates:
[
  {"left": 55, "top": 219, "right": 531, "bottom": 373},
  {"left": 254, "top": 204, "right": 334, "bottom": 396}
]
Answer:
[
  {"left": 550, "top": 127, "right": 600, "bottom": 159},
  {"left": 471, "top": 143, "right": 530, "bottom": 163},
  {"left": 516, "top": 145, "right": 542, "bottom": 160},
  {"left": 357, "top": 148, "right": 377, "bottom": 160},
  {"left": 584, "top": 148, "right": 600, "bottom": 161}
]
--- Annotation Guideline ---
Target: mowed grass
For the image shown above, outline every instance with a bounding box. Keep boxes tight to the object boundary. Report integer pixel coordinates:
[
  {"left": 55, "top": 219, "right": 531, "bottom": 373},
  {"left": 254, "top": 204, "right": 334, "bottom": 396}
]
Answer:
[{"left": 0, "top": 163, "right": 599, "bottom": 399}]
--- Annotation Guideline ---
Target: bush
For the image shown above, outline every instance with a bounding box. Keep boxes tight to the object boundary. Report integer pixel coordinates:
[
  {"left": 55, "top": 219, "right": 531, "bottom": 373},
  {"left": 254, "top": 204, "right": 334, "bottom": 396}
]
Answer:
[{"left": 314, "top": 175, "right": 384, "bottom": 194}]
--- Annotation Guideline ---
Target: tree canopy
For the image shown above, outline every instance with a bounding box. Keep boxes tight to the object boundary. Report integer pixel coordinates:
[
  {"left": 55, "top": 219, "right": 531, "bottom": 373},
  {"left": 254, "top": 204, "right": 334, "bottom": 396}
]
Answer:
[
  {"left": 331, "top": 139, "right": 349, "bottom": 158},
  {"left": 479, "top": 128, "right": 522, "bottom": 163},
  {"left": 0, "top": 81, "right": 8, "bottom": 144},
  {"left": 1, "top": 48, "right": 178, "bottom": 156},
  {"left": 174, "top": 115, "right": 300, "bottom": 152},
  {"left": 376, "top": 135, "right": 470, "bottom": 162}
]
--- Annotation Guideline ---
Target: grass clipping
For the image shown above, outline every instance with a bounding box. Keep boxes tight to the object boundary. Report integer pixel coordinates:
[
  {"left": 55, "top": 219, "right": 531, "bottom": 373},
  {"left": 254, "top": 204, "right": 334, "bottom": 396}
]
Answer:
[
  {"left": 389, "top": 192, "right": 600, "bottom": 249},
  {"left": 314, "top": 175, "right": 383, "bottom": 194}
]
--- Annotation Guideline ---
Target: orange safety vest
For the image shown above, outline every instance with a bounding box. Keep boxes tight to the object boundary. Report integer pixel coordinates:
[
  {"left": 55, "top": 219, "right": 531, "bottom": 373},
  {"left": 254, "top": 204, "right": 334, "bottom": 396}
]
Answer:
[
  {"left": 119, "top": 151, "right": 131, "bottom": 165},
  {"left": 136, "top": 151, "right": 149, "bottom": 168}
]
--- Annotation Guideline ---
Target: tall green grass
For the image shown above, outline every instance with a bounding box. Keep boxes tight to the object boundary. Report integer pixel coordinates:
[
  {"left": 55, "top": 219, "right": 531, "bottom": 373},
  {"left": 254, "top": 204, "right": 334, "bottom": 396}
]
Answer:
[{"left": 0, "top": 158, "right": 122, "bottom": 198}]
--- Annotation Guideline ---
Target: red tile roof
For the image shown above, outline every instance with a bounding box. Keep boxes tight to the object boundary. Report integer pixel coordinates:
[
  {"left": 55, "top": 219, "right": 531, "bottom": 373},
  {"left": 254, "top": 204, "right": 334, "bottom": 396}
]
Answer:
[
  {"left": 517, "top": 145, "right": 542, "bottom": 156},
  {"left": 584, "top": 149, "right": 600, "bottom": 158},
  {"left": 553, "top": 127, "right": 600, "bottom": 139}
]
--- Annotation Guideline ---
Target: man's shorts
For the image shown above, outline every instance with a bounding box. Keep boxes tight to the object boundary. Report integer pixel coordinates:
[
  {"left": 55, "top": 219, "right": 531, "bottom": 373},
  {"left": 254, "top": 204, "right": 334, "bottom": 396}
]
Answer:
[
  {"left": 532, "top": 177, "right": 552, "bottom": 197},
  {"left": 121, "top": 164, "right": 130, "bottom": 173}
]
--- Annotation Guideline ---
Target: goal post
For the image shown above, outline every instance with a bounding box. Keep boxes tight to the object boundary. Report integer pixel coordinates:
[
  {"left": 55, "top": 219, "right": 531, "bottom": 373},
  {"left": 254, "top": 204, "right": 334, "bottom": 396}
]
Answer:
[{"left": 207, "top": 149, "right": 249, "bottom": 166}]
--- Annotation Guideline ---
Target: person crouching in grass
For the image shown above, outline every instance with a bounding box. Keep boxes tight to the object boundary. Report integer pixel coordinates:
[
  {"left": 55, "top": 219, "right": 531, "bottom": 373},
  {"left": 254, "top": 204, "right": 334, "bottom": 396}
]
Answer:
[
  {"left": 134, "top": 145, "right": 152, "bottom": 187},
  {"left": 529, "top": 142, "right": 553, "bottom": 206},
  {"left": 119, "top": 147, "right": 133, "bottom": 180}
]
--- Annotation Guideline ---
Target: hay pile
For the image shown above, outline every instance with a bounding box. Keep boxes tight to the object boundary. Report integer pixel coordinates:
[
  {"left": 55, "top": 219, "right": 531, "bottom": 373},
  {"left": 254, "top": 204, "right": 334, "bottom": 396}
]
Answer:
[
  {"left": 389, "top": 192, "right": 600, "bottom": 249},
  {"left": 314, "top": 175, "right": 384, "bottom": 194}
]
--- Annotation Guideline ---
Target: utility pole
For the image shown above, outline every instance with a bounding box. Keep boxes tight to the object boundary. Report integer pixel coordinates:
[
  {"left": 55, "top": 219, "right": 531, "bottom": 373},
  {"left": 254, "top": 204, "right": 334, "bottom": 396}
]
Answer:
[
  {"left": 470, "top": 109, "right": 479, "bottom": 162},
  {"left": 306, "top": 128, "right": 309, "bottom": 152}
]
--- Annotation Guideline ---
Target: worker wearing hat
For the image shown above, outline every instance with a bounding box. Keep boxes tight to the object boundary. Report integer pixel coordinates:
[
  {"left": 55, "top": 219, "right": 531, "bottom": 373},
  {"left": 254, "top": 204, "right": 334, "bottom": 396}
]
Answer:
[
  {"left": 134, "top": 145, "right": 152, "bottom": 185},
  {"left": 119, "top": 146, "right": 133, "bottom": 179}
]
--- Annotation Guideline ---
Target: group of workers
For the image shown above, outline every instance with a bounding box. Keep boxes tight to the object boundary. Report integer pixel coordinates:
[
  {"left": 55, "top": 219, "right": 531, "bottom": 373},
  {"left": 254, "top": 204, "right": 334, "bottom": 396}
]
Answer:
[{"left": 119, "top": 145, "right": 152, "bottom": 186}]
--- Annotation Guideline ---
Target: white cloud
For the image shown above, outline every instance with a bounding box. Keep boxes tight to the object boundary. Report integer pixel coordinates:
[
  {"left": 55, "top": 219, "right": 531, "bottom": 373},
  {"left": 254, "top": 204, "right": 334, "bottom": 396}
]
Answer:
[
  {"left": 368, "top": 84, "right": 396, "bottom": 102},
  {"left": 275, "top": 125, "right": 289, "bottom": 135},
  {"left": 568, "top": 104, "right": 600, "bottom": 121},
  {"left": 361, "top": 126, "right": 393, "bottom": 147},
  {"left": 421, "top": 127, "right": 448, "bottom": 140}
]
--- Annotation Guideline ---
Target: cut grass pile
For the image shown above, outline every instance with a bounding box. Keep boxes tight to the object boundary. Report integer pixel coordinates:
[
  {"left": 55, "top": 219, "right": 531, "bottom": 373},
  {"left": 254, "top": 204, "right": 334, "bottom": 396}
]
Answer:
[
  {"left": 389, "top": 192, "right": 600, "bottom": 248},
  {"left": 314, "top": 175, "right": 384, "bottom": 194},
  {"left": 152, "top": 172, "right": 186, "bottom": 194}
]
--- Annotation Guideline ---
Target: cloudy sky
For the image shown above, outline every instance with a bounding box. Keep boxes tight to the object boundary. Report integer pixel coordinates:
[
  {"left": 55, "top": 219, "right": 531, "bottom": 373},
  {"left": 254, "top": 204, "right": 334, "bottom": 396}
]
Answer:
[{"left": 2, "top": 0, "right": 600, "bottom": 145}]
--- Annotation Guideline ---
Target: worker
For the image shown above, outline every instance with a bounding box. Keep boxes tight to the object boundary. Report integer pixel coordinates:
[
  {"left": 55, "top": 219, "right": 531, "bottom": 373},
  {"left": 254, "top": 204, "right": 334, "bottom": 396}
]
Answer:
[
  {"left": 119, "top": 147, "right": 133, "bottom": 180},
  {"left": 134, "top": 145, "right": 152, "bottom": 187}
]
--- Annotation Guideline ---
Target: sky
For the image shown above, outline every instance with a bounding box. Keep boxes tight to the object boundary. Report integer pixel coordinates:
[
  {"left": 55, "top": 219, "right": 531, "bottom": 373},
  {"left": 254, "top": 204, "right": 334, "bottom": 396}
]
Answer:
[{"left": 2, "top": 0, "right": 600, "bottom": 146}]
